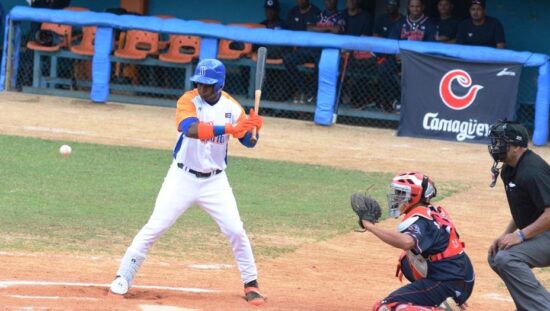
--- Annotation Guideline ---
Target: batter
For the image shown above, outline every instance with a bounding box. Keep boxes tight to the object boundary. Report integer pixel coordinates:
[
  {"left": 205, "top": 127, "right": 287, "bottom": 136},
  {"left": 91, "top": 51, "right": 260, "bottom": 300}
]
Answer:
[{"left": 109, "top": 58, "right": 266, "bottom": 305}]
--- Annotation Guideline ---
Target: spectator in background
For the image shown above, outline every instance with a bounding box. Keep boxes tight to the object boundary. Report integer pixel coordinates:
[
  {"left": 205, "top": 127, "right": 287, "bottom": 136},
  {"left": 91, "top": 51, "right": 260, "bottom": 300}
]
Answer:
[
  {"left": 434, "top": 0, "right": 461, "bottom": 43},
  {"left": 343, "top": 0, "right": 372, "bottom": 36},
  {"left": 285, "top": 0, "right": 321, "bottom": 31},
  {"left": 28, "top": 0, "right": 71, "bottom": 9},
  {"left": 378, "top": 0, "right": 435, "bottom": 113},
  {"left": 360, "top": 0, "right": 376, "bottom": 23},
  {"left": 259, "top": 0, "right": 287, "bottom": 59},
  {"left": 456, "top": 0, "right": 505, "bottom": 48},
  {"left": 261, "top": 0, "right": 285, "bottom": 30},
  {"left": 256, "top": 0, "right": 289, "bottom": 102},
  {"left": 342, "top": 0, "right": 374, "bottom": 110},
  {"left": 390, "top": 0, "right": 437, "bottom": 41},
  {"left": 427, "top": 0, "right": 470, "bottom": 20},
  {"left": 373, "top": 0, "right": 404, "bottom": 39},
  {"left": 307, "top": 0, "right": 346, "bottom": 34},
  {"left": 284, "top": 0, "right": 344, "bottom": 105},
  {"left": 371, "top": 0, "right": 404, "bottom": 112}
]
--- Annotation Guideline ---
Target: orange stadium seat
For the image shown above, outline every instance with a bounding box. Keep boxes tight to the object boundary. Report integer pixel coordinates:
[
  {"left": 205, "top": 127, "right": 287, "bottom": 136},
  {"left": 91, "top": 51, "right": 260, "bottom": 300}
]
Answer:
[
  {"left": 70, "top": 26, "right": 96, "bottom": 56},
  {"left": 198, "top": 19, "right": 222, "bottom": 24},
  {"left": 64, "top": 6, "right": 89, "bottom": 12},
  {"left": 114, "top": 30, "right": 159, "bottom": 60},
  {"left": 26, "top": 7, "right": 91, "bottom": 52},
  {"left": 26, "top": 23, "right": 73, "bottom": 52},
  {"left": 218, "top": 23, "right": 265, "bottom": 60},
  {"left": 159, "top": 35, "right": 200, "bottom": 64}
]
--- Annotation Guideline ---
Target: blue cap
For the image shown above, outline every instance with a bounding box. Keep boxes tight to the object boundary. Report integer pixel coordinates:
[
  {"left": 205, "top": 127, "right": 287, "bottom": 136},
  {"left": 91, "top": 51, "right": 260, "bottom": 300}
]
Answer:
[
  {"left": 386, "top": 0, "right": 399, "bottom": 6},
  {"left": 264, "top": 0, "right": 280, "bottom": 10},
  {"left": 190, "top": 59, "right": 226, "bottom": 94}
]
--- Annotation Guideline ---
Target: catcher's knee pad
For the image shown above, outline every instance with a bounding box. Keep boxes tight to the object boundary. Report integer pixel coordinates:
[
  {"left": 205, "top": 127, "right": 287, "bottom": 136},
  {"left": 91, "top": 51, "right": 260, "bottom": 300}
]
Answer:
[
  {"left": 395, "top": 304, "right": 444, "bottom": 311},
  {"left": 372, "top": 300, "right": 398, "bottom": 311},
  {"left": 372, "top": 301, "right": 443, "bottom": 311}
]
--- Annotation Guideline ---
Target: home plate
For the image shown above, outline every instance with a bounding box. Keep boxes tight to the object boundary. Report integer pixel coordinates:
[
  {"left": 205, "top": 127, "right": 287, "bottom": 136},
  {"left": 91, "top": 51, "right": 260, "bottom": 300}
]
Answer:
[{"left": 140, "top": 305, "right": 198, "bottom": 311}]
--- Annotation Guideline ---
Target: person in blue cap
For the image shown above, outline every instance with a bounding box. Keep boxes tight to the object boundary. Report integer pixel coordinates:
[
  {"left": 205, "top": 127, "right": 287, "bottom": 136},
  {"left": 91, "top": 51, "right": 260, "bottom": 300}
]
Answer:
[{"left": 109, "top": 59, "right": 266, "bottom": 306}]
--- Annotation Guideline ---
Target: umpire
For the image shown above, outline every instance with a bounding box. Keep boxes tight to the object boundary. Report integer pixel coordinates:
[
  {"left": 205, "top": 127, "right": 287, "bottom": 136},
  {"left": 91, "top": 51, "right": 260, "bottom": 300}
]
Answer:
[{"left": 487, "top": 120, "right": 550, "bottom": 311}]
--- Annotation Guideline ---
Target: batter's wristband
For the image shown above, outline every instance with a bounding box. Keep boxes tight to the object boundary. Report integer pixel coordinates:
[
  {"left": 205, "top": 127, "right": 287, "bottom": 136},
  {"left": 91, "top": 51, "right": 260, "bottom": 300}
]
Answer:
[
  {"left": 197, "top": 123, "right": 215, "bottom": 140},
  {"left": 213, "top": 125, "right": 226, "bottom": 136}
]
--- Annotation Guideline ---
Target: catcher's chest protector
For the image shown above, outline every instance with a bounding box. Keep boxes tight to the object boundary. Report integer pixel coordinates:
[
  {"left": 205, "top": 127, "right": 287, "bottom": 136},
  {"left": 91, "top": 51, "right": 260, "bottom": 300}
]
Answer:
[{"left": 396, "top": 206, "right": 465, "bottom": 281}]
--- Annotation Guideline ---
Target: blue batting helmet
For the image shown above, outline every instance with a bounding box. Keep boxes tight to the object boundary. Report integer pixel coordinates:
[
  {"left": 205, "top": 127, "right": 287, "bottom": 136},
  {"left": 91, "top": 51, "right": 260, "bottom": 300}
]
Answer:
[{"left": 190, "top": 59, "right": 226, "bottom": 93}]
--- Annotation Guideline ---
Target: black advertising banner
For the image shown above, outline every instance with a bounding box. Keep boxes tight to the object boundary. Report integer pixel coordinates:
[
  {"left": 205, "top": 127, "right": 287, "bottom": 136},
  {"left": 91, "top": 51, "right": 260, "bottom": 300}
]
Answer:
[{"left": 398, "top": 50, "right": 522, "bottom": 143}]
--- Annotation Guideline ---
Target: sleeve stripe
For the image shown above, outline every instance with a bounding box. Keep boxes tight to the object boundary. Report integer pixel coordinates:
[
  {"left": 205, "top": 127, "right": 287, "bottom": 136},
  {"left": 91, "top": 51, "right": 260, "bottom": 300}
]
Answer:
[{"left": 179, "top": 117, "right": 199, "bottom": 135}]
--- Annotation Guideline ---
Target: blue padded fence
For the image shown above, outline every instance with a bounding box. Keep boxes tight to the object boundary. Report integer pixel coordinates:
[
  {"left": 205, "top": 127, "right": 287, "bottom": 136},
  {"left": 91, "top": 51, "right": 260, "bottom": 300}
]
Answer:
[{"left": 1, "top": 6, "right": 549, "bottom": 145}]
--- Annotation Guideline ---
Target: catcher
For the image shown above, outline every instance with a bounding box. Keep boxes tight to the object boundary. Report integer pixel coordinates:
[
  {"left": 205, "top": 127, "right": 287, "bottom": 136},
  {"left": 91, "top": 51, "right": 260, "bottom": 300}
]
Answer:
[{"left": 352, "top": 172, "right": 475, "bottom": 311}]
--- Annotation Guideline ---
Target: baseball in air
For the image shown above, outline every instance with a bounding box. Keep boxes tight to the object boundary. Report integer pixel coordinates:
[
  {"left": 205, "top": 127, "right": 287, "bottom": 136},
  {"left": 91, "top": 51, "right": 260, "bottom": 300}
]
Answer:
[{"left": 59, "top": 144, "right": 72, "bottom": 156}]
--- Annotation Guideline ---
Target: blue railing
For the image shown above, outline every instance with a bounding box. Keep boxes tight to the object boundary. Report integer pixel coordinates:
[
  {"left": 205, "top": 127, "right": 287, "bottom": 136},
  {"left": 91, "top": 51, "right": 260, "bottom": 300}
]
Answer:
[{"left": 2, "top": 6, "right": 549, "bottom": 145}]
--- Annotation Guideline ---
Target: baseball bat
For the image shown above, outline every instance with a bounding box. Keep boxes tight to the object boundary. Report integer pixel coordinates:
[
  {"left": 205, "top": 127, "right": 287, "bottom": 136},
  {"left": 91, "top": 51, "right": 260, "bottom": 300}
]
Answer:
[
  {"left": 251, "top": 47, "right": 267, "bottom": 143},
  {"left": 332, "top": 51, "right": 351, "bottom": 124}
]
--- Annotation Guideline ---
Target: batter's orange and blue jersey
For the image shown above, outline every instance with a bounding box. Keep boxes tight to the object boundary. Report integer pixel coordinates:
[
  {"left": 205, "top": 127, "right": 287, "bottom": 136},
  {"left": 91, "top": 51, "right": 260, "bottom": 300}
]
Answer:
[{"left": 173, "top": 89, "right": 246, "bottom": 172}]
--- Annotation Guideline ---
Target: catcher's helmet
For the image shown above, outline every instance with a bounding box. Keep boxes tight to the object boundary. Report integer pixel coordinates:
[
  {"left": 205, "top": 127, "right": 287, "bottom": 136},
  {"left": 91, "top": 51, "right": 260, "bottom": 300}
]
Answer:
[
  {"left": 488, "top": 120, "right": 529, "bottom": 162},
  {"left": 387, "top": 172, "right": 437, "bottom": 217},
  {"left": 190, "top": 59, "right": 226, "bottom": 94}
]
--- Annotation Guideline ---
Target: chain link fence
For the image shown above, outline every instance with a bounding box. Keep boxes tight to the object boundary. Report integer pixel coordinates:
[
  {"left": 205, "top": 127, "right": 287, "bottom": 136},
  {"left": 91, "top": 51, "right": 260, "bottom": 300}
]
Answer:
[{"left": 8, "top": 20, "right": 539, "bottom": 133}]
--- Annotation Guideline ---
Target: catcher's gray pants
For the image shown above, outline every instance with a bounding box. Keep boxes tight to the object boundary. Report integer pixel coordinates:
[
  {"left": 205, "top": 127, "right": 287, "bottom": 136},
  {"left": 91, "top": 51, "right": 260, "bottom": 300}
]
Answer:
[{"left": 488, "top": 230, "right": 550, "bottom": 311}]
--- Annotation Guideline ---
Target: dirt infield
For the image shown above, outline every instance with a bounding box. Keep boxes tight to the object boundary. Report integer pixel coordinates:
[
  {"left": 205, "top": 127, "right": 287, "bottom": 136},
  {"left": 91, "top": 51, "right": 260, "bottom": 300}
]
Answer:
[{"left": 1, "top": 91, "right": 548, "bottom": 310}]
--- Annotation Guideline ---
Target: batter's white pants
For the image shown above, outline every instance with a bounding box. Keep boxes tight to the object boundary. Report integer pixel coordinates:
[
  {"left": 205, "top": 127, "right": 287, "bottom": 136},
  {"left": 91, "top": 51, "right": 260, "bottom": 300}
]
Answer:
[{"left": 127, "top": 161, "right": 258, "bottom": 284}]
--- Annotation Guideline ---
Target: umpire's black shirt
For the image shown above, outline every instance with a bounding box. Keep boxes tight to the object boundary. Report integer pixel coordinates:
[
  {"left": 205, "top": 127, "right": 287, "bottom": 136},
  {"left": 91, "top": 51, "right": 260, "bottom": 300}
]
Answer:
[{"left": 501, "top": 150, "right": 550, "bottom": 229}]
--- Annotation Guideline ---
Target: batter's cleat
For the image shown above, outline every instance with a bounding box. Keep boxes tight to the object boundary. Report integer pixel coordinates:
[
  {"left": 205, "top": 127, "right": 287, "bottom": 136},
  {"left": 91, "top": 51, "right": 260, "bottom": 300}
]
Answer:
[
  {"left": 109, "top": 275, "right": 129, "bottom": 295},
  {"left": 244, "top": 287, "right": 266, "bottom": 306}
]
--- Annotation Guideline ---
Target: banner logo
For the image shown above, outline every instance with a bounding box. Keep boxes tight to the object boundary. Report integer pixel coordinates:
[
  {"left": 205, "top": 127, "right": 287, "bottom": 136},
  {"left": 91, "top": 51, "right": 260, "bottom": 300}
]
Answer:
[
  {"left": 422, "top": 112, "right": 490, "bottom": 141},
  {"left": 497, "top": 68, "right": 516, "bottom": 77},
  {"left": 439, "top": 69, "right": 483, "bottom": 110}
]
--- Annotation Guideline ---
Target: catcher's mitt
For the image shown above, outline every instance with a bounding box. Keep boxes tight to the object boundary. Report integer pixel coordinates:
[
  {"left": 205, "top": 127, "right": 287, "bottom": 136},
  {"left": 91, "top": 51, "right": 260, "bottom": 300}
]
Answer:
[{"left": 351, "top": 192, "right": 382, "bottom": 229}]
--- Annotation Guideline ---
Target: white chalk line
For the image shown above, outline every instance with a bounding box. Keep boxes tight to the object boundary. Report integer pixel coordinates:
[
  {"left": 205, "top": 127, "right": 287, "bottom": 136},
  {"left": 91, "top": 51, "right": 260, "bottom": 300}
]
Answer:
[
  {"left": 482, "top": 293, "right": 514, "bottom": 302},
  {"left": 21, "top": 126, "right": 94, "bottom": 136},
  {"left": 140, "top": 305, "right": 199, "bottom": 311},
  {"left": 18, "top": 125, "right": 159, "bottom": 144},
  {"left": 0, "top": 280, "right": 219, "bottom": 293},
  {"left": 9, "top": 294, "right": 98, "bottom": 301}
]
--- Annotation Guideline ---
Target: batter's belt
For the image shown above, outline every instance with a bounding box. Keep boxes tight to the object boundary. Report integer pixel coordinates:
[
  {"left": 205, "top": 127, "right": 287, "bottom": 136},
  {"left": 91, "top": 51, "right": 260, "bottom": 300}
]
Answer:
[{"left": 177, "top": 163, "right": 222, "bottom": 178}]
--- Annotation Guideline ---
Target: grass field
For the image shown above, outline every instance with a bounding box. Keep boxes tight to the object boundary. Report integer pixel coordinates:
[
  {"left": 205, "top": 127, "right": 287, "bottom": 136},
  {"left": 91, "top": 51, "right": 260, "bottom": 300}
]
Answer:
[{"left": 0, "top": 135, "right": 462, "bottom": 260}]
